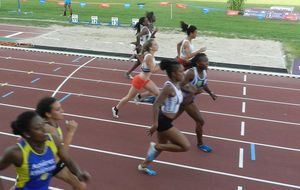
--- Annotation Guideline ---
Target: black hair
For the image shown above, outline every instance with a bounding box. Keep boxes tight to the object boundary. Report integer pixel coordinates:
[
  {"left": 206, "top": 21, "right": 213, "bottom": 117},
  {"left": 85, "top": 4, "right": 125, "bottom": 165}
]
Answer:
[
  {"left": 146, "top": 11, "right": 156, "bottom": 23},
  {"left": 160, "top": 59, "right": 181, "bottom": 79},
  {"left": 190, "top": 53, "right": 208, "bottom": 67},
  {"left": 36, "top": 97, "right": 57, "bottom": 119},
  {"left": 180, "top": 21, "right": 197, "bottom": 36},
  {"left": 134, "top": 17, "right": 147, "bottom": 34},
  {"left": 11, "top": 111, "right": 38, "bottom": 135}
]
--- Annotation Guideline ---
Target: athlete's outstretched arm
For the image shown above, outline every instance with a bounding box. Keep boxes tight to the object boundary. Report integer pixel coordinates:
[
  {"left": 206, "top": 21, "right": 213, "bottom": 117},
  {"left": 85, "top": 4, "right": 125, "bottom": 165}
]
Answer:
[{"left": 53, "top": 135, "right": 91, "bottom": 182}]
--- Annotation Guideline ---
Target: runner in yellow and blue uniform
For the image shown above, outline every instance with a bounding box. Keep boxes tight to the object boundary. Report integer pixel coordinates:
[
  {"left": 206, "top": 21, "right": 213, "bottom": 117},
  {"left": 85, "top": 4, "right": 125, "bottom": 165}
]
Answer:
[
  {"left": 0, "top": 111, "right": 90, "bottom": 190},
  {"left": 63, "top": 0, "right": 72, "bottom": 17}
]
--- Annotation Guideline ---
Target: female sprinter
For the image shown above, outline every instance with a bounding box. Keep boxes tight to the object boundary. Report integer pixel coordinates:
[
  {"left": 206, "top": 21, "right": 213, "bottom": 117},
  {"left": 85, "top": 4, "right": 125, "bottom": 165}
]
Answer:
[
  {"left": 138, "top": 59, "right": 190, "bottom": 175},
  {"left": 125, "top": 16, "right": 152, "bottom": 79},
  {"left": 0, "top": 111, "right": 90, "bottom": 190},
  {"left": 177, "top": 21, "right": 206, "bottom": 70},
  {"left": 145, "top": 11, "right": 158, "bottom": 38},
  {"left": 36, "top": 97, "right": 87, "bottom": 189},
  {"left": 112, "top": 39, "right": 160, "bottom": 119},
  {"left": 178, "top": 53, "right": 217, "bottom": 152}
]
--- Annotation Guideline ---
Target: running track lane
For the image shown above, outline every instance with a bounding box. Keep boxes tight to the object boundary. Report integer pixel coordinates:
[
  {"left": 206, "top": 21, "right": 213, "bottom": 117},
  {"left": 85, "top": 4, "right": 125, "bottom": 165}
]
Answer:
[{"left": 0, "top": 48, "right": 300, "bottom": 189}]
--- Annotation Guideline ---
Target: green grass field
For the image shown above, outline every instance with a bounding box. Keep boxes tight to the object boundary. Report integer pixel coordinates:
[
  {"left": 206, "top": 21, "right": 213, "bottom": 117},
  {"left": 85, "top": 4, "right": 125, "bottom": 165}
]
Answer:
[{"left": 0, "top": 0, "right": 299, "bottom": 69}]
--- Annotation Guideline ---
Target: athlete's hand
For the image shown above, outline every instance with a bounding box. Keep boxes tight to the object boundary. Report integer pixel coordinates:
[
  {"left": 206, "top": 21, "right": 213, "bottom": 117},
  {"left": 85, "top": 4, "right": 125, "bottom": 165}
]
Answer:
[
  {"left": 77, "top": 171, "right": 91, "bottom": 182},
  {"left": 147, "top": 125, "right": 157, "bottom": 136},
  {"left": 65, "top": 120, "right": 78, "bottom": 134},
  {"left": 210, "top": 92, "right": 217, "bottom": 101},
  {"left": 198, "top": 47, "right": 207, "bottom": 53}
]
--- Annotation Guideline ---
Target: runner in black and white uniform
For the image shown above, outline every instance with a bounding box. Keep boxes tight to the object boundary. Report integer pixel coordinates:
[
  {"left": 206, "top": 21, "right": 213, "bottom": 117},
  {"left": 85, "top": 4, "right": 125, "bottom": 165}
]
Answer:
[
  {"left": 125, "top": 16, "right": 152, "bottom": 79},
  {"left": 138, "top": 59, "right": 190, "bottom": 175}
]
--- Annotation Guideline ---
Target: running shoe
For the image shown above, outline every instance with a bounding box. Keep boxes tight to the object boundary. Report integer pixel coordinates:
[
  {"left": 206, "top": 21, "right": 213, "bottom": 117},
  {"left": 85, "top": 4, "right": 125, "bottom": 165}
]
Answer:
[
  {"left": 198, "top": 144, "right": 212, "bottom": 153},
  {"left": 147, "top": 142, "right": 158, "bottom": 161},
  {"left": 138, "top": 164, "right": 157, "bottom": 176},
  {"left": 112, "top": 107, "right": 119, "bottom": 118},
  {"left": 134, "top": 93, "right": 142, "bottom": 104},
  {"left": 124, "top": 72, "right": 133, "bottom": 80},
  {"left": 141, "top": 96, "right": 156, "bottom": 104}
]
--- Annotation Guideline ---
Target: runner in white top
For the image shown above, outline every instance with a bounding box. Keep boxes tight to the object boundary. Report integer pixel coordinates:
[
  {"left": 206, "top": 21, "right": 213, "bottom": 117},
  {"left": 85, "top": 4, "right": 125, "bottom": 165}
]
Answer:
[
  {"left": 112, "top": 39, "right": 160, "bottom": 119},
  {"left": 138, "top": 59, "right": 190, "bottom": 175},
  {"left": 176, "top": 21, "right": 206, "bottom": 70},
  {"left": 177, "top": 53, "right": 217, "bottom": 153},
  {"left": 125, "top": 16, "right": 152, "bottom": 79}
]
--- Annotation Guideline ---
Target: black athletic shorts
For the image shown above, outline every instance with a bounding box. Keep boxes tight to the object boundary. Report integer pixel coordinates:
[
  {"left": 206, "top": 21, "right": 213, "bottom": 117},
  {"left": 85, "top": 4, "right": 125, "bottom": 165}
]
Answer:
[
  {"left": 52, "top": 160, "right": 66, "bottom": 176},
  {"left": 157, "top": 111, "right": 174, "bottom": 132}
]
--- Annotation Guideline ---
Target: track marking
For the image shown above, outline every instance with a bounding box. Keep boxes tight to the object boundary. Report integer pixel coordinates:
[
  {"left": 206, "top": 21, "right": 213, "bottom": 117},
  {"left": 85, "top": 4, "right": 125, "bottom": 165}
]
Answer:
[
  {"left": 59, "top": 93, "right": 72, "bottom": 103},
  {"left": 242, "top": 102, "right": 246, "bottom": 113},
  {"left": 72, "top": 56, "right": 83, "bottom": 63},
  {"left": 0, "top": 29, "right": 44, "bottom": 35},
  {"left": 243, "top": 87, "right": 247, "bottom": 96},
  {"left": 1, "top": 91, "right": 14, "bottom": 98},
  {"left": 30, "top": 77, "right": 40, "bottom": 84},
  {"left": 4, "top": 32, "right": 23, "bottom": 38},
  {"left": 0, "top": 82, "right": 299, "bottom": 126},
  {"left": 237, "top": 186, "right": 243, "bottom": 190},
  {"left": 53, "top": 67, "right": 61, "bottom": 72},
  {"left": 240, "top": 121, "right": 245, "bottom": 136},
  {"left": 1, "top": 82, "right": 8, "bottom": 86},
  {"left": 0, "top": 102, "right": 300, "bottom": 152},
  {"left": 1, "top": 67, "right": 300, "bottom": 107},
  {"left": 239, "top": 148, "right": 244, "bottom": 168},
  {"left": 243, "top": 75, "right": 247, "bottom": 82},
  {"left": 0, "top": 176, "right": 63, "bottom": 190},
  {"left": 52, "top": 57, "right": 96, "bottom": 97},
  {"left": 1, "top": 55, "right": 300, "bottom": 92},
  {"left": 0, "top": 45, "right": 299, "bottom": 79},
  {"left": 251, "top": 144, "right": 256, "bottom": 161},
  {"left": 1, "top": 131, "right": 299, "bottom": 189}
]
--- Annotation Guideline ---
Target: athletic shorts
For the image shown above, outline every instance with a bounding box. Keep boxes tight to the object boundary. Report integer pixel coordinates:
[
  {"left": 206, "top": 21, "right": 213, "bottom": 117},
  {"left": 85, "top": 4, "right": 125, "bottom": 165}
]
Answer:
[
  {"left": 132, "top": 75, "right": 149, "bottom": 90},
  {"left": 157, "top": 111, "right": 174, "bottom": 132},
  {"left": 52, "top": 161, "right": 66, "bottom": 176},
  {"left": 64, "top": 0, "right": 71, "bottom": 5},
  {"left": 176, "top": 57, "right": 191, "bottom": 70}
]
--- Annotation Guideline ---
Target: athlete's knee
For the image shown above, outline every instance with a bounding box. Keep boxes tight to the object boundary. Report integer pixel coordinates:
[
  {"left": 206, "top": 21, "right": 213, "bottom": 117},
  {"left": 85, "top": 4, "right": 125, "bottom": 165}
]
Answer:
[{"left": 181, "top": 141, "right": 191, "bottom": 152}]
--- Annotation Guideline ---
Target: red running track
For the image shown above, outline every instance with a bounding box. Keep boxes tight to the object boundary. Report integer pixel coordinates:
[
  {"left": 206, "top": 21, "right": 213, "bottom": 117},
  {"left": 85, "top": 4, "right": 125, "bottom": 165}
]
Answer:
[{"left": 0, "top": 47, "right": 299, "bottom": 190}]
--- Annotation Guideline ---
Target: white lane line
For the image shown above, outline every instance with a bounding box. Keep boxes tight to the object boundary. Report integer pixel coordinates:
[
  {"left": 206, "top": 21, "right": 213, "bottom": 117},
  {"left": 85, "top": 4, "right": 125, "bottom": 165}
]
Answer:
[
  {"left": 4, "top": 32, "right": 23, "bottom": 38},
  {"left": 51, "top": 57, "right": 96, "bottom": 97},
  {"left": 1, "top": 45, "right": 299, "bottom": 78},
  {"left": 0, "top": 55, "right": 300, "bottom": 92},
  {"left": 1, "top": 132, "right": 299, "bottom": 189},
  {"left": 239, "top": 148, "right": 244, "bottom": 168},
  {"left": 240, "top": 121, "right": 245, "bottom": 136},
  {"left": 1, "top": 67, "right": 300, "bottom": 107},
  {"left": 243, "top": 87, "right": 247, "bottom": 96},
  {"left": 237, "top": 186, "right": 243, "bottom": 190},
  {"left": 242, "top": 102, "right": 246, "bottom": 113},
  {"left": 1, "top": 102, "right": 300, "bottom": 153},
  {"left": 0, "top": 176, "right": 63, "bottom": 190},
  {"left": 243, "top": 75, "right": 247, "bottom": 82},
  {"left": 0, "top": 83, "right": 300, "bottom": 127}
]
